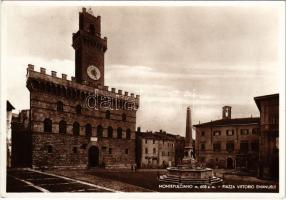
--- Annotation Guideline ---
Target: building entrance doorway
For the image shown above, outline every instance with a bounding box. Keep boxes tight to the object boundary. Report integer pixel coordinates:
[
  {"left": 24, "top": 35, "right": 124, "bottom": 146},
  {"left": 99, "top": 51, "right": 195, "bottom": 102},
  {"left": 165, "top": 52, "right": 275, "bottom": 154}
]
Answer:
[
  {"left": 227, "top": 158, "right": 234, "bottom": 169},
  {"left": 88, "top": 146, "right": 99, "bottom": 167}
]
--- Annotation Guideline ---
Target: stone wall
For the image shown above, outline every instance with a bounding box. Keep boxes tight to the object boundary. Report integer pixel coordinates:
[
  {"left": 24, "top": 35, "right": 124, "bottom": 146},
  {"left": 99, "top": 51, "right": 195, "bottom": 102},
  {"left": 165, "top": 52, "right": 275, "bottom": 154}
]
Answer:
[
  {"left": 31, "top": 133, "right": 135, "bottom": 169},
  {"left": 27, "top": 66, "right": 138, "bottom": 169}
]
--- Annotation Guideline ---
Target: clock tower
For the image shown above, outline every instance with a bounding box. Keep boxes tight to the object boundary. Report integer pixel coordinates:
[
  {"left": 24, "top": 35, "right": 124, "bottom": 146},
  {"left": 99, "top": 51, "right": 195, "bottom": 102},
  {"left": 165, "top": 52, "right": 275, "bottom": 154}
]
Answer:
[{"left": 72, "top": 7, "right": 107, "bottom": 87}]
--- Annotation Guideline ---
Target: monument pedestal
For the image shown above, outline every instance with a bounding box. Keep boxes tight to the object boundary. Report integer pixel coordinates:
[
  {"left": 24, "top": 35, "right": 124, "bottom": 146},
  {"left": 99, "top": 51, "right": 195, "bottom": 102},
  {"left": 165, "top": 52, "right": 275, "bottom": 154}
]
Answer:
[
  {"left": 159, "top": 147, "right": 223, "bottom": 185},
  {"left": 159, "top": 106, "right": 223, "bottom": 185},
  {"left": 159, "top": 166, "right": 223, "bottom": 185}
]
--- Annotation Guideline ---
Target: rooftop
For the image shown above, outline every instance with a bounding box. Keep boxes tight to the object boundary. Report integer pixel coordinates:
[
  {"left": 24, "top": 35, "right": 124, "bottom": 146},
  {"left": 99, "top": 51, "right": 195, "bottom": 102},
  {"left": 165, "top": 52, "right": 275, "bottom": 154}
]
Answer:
[
  {"left": 254, "top": 93, "right": 279, "bottom": 111},
  {"left": 193, "top": 117, "right": 260, "bottom": 127},
  {"left": 7, "top": 101, "right": 15, "bottom": 111},
  {"left": 137, "top": 130, "right": 183, "bottom": 141},
  {"left": 26, "top": 64, "right": 140, "bottom": 101}
]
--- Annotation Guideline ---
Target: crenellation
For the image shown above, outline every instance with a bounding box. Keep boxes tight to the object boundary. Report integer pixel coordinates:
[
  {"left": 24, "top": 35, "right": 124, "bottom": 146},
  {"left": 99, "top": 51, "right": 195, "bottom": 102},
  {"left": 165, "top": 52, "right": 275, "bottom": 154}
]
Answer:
[
  {"left": 103, "top": 86, "right": 108, "bottom": 91},
  {"left": 27, "top": 66, "right": 139, "bottom": 101},
  {"left": 15, "top": 8, "right": 139, "bottom": 170},
  {"left": 27, "top": 65, "right": 139, "bottom": 99},
  {"left": 51, "top": 71, "right": 57, "bottom": 77},
  {"left": 62, "top": 74, "right": 67, "bottom": 80},
  {"left": 40, "top": 67, "right": 46, "bottom": 74},
  {"left": 28, "top": 64, "right": 34, "bottom": 71}
]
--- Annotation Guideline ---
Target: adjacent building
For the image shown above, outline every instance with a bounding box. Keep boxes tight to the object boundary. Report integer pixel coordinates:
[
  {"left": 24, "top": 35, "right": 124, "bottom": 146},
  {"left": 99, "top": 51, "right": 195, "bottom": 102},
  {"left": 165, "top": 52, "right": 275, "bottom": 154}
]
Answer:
[
  {"left": 174, "top": 135, "right": 185, "bottom": 166},
  {"left": 12, "top": 8, "right": 139, "bottom": 169},
  {"left": 194, "top": 106, "right": 260, "bottom": 171},
  {"left": 254, "top": 93, "right": 279, "bottom": 180},
  {"left": 136, "top": 129, "right": 184, "bottom": 168},
  {"left": 11, "top": 110, "right": 31, "bottom": 167},
  {"left": 6, "top": 101, "right": 15, "bottom": 167},
  {"left": 193, "top": 93, "right": 279, "bottom": 180}
]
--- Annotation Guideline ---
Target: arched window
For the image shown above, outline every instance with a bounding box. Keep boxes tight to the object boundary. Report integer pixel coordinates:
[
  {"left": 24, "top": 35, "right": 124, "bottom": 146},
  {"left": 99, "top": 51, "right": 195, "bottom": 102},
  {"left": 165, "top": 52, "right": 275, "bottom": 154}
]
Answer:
[
  {"left": 62, "top": 87, "right": 66, "bottom": 97},
  {"left": 76, "top": 105, "right": 82, "bottom": 115},
  {"left": 89, "top": 24, "right": 95, "bottom": 34},
  {"left": 117, "top": 127, "right": 122, "bottom": 139},
  {"left": 44, "top": 118, "right": 52, "bottom": 133},
  {"left": 57, "top": 101, "right": 64, "bottom": 112},
  {"left": 51, "top": 84, "right": 57, "bottom": 95},
  {"left": 73, "top": 122, "right": 80, "bottom": 136},
  {"left": 73, "top": 147, "right": 78, "bottom": 154},
  {"left": 122, "top": 113, "right": 126, "bottom": 121},
  {"left": 47, "top": 145, "right": 53, "bottom": 153},
  {"left": 59, "top": 120, "right": 67, "bottom": 134},
  {"left": 85, "top": 124, "right": 92, "bottom": 137},
  {"left": 126, "top": 129, "right": 131, "bottom": 140},
  {"left": 106, "top": 110, "right": 111, "bottom": 119},
  {"left": 97, "top": 125, "right": 103, "bottom": 138},
  {"left": 108, "top": 126, "right": 113, "bottom": 138},
  {"left": 46, "top": 83, "right": 51, "bottom": 93}
]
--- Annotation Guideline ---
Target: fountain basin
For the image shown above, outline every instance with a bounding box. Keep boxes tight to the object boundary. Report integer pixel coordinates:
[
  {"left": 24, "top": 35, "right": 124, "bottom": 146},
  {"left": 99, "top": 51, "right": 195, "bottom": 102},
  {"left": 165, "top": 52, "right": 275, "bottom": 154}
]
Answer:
[{"left": 159, "top": 166, "right": 223, "bottom": 185}]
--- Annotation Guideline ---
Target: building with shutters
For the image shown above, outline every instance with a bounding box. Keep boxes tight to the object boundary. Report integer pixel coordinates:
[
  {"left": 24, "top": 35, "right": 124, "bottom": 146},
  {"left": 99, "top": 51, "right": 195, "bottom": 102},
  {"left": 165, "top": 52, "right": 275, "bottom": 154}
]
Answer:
[
  {"left": 135, "top": 129, "right": 183, "bottom": 168},
  {"left": 194, "top": 106, "right": 260, "bottom": 171}
]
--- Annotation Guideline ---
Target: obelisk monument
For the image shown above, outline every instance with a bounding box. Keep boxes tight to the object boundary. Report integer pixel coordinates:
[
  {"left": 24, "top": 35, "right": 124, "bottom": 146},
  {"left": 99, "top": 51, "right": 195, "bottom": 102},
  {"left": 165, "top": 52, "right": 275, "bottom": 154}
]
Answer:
[
  {"left": 185, "top": 106, "right": 193, "bottom": 149},
  {"left": 183, "top": 106, "right": 194, "bottom": 165}
]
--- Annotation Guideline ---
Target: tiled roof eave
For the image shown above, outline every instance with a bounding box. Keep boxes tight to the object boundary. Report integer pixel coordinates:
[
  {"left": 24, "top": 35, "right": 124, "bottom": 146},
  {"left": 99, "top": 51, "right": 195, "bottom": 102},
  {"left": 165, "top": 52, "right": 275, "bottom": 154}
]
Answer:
[{"left": 194, "top": 122, "right": 260, "bottom": 127}]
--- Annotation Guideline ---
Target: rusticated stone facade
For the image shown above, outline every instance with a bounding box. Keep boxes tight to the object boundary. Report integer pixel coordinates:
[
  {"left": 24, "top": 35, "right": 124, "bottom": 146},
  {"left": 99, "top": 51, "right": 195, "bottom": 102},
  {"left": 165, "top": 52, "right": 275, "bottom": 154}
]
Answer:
[{"left": 12, "top": 8, "right": 139, "bottom": 169}]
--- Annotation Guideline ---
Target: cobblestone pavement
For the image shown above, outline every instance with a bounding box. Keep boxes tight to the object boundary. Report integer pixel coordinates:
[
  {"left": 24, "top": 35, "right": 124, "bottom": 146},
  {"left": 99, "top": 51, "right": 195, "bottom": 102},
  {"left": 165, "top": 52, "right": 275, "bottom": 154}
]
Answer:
[
  {"left": 7, "top": 168, "right": 278, "bottom": 193},
  {"left": 48, "top": 169, "right": 154, "bottom": 192},
  {"left": 7, "top": 169, "right": 113, "bottom": 192}
]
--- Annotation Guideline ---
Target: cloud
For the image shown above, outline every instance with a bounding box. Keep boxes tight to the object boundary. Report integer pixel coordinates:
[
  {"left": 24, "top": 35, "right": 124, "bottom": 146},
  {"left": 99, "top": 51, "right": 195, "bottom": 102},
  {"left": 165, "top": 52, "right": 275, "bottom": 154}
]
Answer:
[
  {"left": 5, "top": 55, "right": 75, "bottom": 111},
  {"left": 4, "top": 5, "right": 282, "bottom": 136}
]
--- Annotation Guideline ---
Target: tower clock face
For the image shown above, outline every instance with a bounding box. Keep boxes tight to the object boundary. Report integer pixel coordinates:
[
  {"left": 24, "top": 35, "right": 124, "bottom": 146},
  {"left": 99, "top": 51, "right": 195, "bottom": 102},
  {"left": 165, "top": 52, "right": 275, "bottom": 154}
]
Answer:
[{"left": 87, "top": 65, "right": 101, "bottom": 80}]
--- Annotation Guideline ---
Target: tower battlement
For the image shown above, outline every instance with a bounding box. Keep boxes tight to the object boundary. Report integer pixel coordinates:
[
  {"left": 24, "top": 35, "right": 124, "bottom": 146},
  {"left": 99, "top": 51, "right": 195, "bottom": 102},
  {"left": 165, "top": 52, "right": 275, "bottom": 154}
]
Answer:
[
  {"left": 27, "top": 64, "right": 140, "bottom": 102},
  {"left": 18, "top": 8, "right": 139, "bottom": 170}
]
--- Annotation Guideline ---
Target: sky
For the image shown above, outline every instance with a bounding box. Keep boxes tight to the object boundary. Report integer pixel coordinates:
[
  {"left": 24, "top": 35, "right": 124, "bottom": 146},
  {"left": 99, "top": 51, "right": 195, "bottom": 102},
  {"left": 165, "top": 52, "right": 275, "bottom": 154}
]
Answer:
[{"left": 3, "top": 4, "right": 284, "bottom": 136}]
